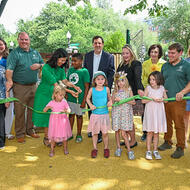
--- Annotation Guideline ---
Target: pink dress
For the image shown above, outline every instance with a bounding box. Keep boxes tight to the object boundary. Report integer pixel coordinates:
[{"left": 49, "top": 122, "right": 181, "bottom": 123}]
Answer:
[
  {"left": 143, "top": 85, "right": 167, "bottom": 133},
  {"left": 46, "top": 99, "right": 72, "bottom": 142}
]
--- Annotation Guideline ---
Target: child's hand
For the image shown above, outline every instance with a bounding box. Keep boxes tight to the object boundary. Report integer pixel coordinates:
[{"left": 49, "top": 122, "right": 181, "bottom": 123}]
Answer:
[
  {"left": 114, "top": 97, "right": 120, "bottom": 102},
  {"left": 5, "top": 102, "right": 10, "bottom": 108},
  {"left": 75, "top": 86, "right": 82, "bottom": 93},
  {"left": 71, "top": 91, "right": 79, "bottom": 98},
  {"left": 107, "top": 100, "right": 112, "bottom": 107},
  {"left": 90, "top": 105, "right": 96, "bottom": 110},
  {"left": 153, "top": 98, "right": 163, "bottom": 102}
]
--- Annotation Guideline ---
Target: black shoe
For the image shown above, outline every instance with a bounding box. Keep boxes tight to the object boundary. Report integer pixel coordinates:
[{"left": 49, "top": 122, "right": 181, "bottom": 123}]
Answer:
[
  {"left": 141, "top": 133, "right": 147, "bottom": 141},
  {"left": 158, "top": 141, "right": 172, "bottom": 151},
  {"left": 120, "top": 141, "right": 125, "bottom": 146},
  {"left": 171, "top": 147, "right": 184, "bottom": 159},
  {"left": 88, "top": 132, "right": 92, "bottom": 138},
  {"left": 130, "top": 141, "right": 138, "bottom": 148},
  {"left": 97, "top": 137, "right": 102, "bottom": 143}
]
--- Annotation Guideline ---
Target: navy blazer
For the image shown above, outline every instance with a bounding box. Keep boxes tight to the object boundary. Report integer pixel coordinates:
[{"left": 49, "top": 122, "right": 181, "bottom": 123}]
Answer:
[{"left": 84, "top": 50, "right": 115, "bottom": 90}]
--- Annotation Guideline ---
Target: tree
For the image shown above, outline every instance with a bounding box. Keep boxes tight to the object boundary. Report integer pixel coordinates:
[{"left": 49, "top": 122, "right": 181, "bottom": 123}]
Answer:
[
  {"left": 153, "top": 0, "right": 190, "bottom": 51},
  {"left": 59, "top": 0, "right": 168, "bottom": 17}
]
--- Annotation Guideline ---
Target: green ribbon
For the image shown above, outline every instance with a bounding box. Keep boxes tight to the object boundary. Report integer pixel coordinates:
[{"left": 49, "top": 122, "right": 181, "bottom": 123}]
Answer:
[{"left": 1, "top": 95, "right": 190, "bottom": 114}]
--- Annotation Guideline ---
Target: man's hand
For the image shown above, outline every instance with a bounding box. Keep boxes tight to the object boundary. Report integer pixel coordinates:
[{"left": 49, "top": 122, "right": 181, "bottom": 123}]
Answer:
[
  {"left": 30, "top": 63, "right": 41, "bottom": 70},
  {"left": 6, "top": 81, "right": 13, "bottom": 92},
  {"left": 176, "top": 92, "right": 184, "bottom": 101}
]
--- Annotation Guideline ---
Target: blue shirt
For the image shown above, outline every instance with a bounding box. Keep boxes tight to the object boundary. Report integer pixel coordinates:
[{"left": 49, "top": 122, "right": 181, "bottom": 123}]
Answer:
[
  {"left": 92, "top": 86, "right": 108, "bottom": 114},
  {"left": 0, "top": 58, "right": 6, "bottom": 68}
]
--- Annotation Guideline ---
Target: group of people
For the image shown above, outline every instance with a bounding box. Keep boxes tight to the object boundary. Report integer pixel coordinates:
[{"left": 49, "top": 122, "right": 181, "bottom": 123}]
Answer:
[{"left": 0, "top": 32, "right": 190, "bottom": 160}]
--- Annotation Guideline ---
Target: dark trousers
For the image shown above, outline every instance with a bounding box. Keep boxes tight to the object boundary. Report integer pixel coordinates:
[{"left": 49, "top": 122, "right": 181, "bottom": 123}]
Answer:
[
  {"left": 13, "top": 82, "right": 36, "bottom": 138},
  {"left": 0, "top": 104, "right": 6, "bottom": 147}
]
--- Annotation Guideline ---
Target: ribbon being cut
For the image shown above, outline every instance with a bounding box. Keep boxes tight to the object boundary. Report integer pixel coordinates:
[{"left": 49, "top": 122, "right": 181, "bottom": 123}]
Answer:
[{"left": 0, "top": 95, "right": 190, "bottom": 114}]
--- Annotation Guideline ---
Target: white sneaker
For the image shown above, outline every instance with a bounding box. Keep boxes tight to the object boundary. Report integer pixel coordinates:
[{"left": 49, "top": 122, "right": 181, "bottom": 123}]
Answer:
[
  {"left": 153, "top": 150, "right": 162, "bottom": 160},
  {"left": 128, "top": 150, "right": 135, "bottom": 160},
  {"left": 0, "top": 146, "right": 5, "bottom": 150},
  {"left": 146, "top": 151, "right": 152, "bottom": 160}
]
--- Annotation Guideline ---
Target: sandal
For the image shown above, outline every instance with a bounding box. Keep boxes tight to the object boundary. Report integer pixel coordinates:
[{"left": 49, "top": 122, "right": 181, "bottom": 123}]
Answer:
[
  {"left": 43, "top": 137, "right": 50, "bottom": 147},
  {"left": 49, "top": 149, "right": 54, "bottom": 157},
  {"left": 64, "top": 149, "right": 69, "bottom": 155}
]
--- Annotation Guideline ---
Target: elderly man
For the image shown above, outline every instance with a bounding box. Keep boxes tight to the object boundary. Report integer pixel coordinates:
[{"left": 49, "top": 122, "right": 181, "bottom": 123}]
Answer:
[
  {"left": 6, "top": 32, "right": 44, "bottom": 143},
  {"left": 84, "top": 35, "right": 115, "bottom": 142},
  {"left": 159, "top": 43, "right": 190, "bottom": 158}
]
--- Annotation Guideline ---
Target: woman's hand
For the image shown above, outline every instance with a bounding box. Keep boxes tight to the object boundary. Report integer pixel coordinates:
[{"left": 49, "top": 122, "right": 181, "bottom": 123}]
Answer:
[{"left": 138, "top": 89, "right": 144, "bottom": 97}]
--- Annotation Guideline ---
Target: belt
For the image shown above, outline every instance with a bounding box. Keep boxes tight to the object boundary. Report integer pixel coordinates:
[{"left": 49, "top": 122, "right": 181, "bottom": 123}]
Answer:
[{"left": 13, "top": 81, "right": 36, "bottom": 86}]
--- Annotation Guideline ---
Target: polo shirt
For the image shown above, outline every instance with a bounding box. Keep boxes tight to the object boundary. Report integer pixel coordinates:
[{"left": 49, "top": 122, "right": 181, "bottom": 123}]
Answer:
[
  {"left": 6, "top": 47, "right": 44, "bottom": 84},
  {"left": 161, "top": 58, "right": 190, "bottom": 98}
]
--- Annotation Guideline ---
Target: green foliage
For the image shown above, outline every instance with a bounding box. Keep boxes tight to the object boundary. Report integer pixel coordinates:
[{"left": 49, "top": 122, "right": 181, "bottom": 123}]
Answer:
[
  {"left": 153, "top": 0, "right": 190, "bottom": 52},
  {"left": 104, "top": 31, "right": 126, "bottom": 53}
]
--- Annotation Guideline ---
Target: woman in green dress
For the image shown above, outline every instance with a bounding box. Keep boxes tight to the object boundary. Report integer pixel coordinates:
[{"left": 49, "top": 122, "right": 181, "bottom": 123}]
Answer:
[{"left": 32, "top": 48, "right": 81, "bottom": 146}]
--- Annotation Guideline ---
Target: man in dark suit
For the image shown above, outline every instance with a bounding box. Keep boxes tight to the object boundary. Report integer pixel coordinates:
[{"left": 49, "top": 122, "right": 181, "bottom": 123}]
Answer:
[{"left": 84, "top": 35, "right": 115, "bottom": 142}]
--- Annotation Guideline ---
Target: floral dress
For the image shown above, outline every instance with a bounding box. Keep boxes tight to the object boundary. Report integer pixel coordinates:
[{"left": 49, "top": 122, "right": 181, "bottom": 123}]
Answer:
[{"left": 112, "top": 89, "right": 133, "bottom": 131}]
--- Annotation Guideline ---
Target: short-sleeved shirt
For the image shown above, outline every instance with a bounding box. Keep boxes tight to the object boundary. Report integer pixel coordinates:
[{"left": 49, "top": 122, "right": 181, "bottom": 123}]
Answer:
[
  {"left": 6, "top": 47, "right": 44, "bottom": 84},
  {"left": 67, "top": 67, "right": 90, "bottom": 104},
  {"left": 161, "top": 58, "right": 190, "bottom": 98}
]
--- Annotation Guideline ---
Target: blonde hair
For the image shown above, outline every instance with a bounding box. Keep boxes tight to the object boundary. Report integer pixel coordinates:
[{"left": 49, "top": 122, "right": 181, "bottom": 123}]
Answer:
[
  {"left": 113, "top": 72, "right": 130, "bottom": 93},
  {"left": 91, "top": 75, "right": 108, "bottom": 87},
  {"left": 119, "top": 45, "right": 137, "bottom": 68},
  {"left": 52, "top": 83, "right": 66, "bottom": 100}
]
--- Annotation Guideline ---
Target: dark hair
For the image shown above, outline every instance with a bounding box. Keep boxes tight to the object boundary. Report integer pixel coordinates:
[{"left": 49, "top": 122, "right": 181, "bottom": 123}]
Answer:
[
  {"left": 0, "top": 38, "right": 9, "bottom": 57},
  {"left": 92, "top": 36, "right": 104, "bottom": 44},
  {"left": 148, "top": 44, "right": 163, "bottom": 59},
  {"left": 168, "top": 43, "right": 184, "bottom": 53},
  {"left": 148, "top": 71, "right": 164, "bottom": 86},
  {"left": 47, "top": 48, "right": 68, "bottom": 68},
  {"left": 72, "top": 53, "right": 83, "bottom": 60}
]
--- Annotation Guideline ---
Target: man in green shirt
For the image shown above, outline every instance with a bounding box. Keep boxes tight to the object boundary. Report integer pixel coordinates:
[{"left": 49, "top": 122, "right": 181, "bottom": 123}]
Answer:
[
  {"left": 159, "top": 43, "right": 190, "bottom": 158},
  {"left": 6, "top": 32, "right": 44, "bottom": 143}
]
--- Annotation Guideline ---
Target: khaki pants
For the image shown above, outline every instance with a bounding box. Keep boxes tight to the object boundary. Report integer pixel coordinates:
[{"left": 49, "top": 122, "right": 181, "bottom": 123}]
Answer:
[
  {"left": 13, "top": 82, "right": 36, "bottom": 138},
  {"left": 164, "top": 101, "right": 186, "bottom": 149}
]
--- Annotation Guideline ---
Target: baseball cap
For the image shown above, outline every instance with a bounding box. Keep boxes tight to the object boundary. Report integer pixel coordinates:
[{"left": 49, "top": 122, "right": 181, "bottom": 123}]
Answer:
[{"left": 93, "top": 71, "right": 107, "bottom": 80}]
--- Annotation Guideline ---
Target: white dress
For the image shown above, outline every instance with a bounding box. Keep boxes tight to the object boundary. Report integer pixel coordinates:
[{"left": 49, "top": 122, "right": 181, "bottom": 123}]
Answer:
[{"left": 143, "top": 85, "right": 167, "bottom": 133}]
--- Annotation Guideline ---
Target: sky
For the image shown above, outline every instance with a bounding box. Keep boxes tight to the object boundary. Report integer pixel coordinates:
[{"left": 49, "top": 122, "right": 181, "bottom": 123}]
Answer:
[{"left": 0, "top": 0, "right": 148, "bottom": 33}]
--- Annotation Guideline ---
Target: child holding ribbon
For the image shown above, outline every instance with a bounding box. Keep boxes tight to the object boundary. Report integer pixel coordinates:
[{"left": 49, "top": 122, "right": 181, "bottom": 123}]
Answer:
[{"left": 112, "top": 72, "right": 136, "bottom": 160}]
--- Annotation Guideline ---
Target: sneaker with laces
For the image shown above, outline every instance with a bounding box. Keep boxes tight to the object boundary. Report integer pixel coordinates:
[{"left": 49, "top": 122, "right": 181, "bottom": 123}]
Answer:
[
  {"left": 128, "top": 150, "right": 135, "bottom": 160},
  {"left": 153, "top": 150, "right": 162, "bottom": 160},
  {"left": 158, "top": 141, "right": 172, "bottom": 151},
  {"left": 171, "top": 147, "right": 184, "bottom": 159},
  {"left": 115, "top": 148, "right": 122, "bottom": 157},
  {"left": 146, "top": 151, "right": 152, "bottom": 160},
  {"left": 104, "top": 149, "right": 110, "bottom": 158},
  {"left": 91, "top": 149, "right": 98, "bottom": 158}
]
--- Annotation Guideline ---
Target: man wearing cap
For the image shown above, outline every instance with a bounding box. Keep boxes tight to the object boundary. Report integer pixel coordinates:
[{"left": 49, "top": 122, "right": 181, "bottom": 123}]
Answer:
[
  {"left": 6, "top": 32, "right": 44, "bottom": 143},
  {"left": 84, "top": 35, "right": 115, "bottom": 141}
]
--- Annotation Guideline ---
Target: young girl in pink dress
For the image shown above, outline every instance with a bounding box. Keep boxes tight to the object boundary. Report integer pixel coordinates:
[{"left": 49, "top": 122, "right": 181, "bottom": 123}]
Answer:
[
  {"left": 112, "top": 72, "right": 136, "bottom": 160},
  {"left": 43, "top": 84, "right": 72, "bottom": 157},
  {"left": 142, "top": 71, "right": 168, "bottom": 160},
  {"left": 86, "top": 71, "right": 112, "bottom": 158}
]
